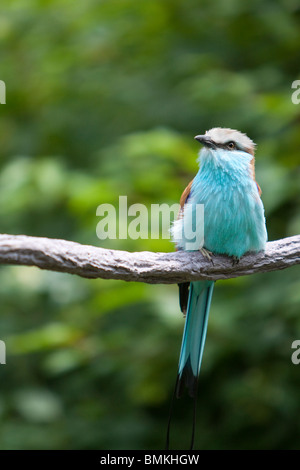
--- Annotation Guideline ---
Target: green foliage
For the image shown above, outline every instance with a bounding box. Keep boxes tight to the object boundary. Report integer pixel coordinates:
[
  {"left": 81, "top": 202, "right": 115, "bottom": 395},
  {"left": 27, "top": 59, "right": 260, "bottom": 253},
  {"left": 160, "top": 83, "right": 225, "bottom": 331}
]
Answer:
[{"left": 0, "top": 0, "right": 299, "bottom": 449}]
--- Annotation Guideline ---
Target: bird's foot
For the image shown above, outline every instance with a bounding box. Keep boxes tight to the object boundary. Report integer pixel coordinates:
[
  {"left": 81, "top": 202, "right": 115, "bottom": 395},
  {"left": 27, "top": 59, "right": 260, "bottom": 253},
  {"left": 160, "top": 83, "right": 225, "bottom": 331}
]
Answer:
[
  {"left": 199, "top": 248, "right": 214, "bottom": 265},
  {"left": 231, "top": 255, "right": 240, "bottom": 266}
]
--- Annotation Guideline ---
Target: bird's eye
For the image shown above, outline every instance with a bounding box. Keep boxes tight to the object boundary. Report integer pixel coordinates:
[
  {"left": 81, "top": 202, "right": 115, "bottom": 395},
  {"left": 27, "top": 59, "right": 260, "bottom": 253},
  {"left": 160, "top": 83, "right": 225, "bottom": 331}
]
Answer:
[{"left": 227, "top": 141, "right": 236, "bottom": 150}]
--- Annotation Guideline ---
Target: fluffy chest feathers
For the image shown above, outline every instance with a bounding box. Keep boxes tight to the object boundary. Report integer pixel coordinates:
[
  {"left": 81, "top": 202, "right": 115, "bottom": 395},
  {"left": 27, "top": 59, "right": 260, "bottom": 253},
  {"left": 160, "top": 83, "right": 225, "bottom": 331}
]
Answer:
[{"left": 172, "top": 148, "right": 267, "bottom": 258}]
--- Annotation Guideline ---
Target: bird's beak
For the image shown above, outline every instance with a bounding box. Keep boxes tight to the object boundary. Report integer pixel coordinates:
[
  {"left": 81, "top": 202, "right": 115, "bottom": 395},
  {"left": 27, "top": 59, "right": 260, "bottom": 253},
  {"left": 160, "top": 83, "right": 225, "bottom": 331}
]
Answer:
[{"left": 194, "top": 135, "right": 216, "bottom": 149}]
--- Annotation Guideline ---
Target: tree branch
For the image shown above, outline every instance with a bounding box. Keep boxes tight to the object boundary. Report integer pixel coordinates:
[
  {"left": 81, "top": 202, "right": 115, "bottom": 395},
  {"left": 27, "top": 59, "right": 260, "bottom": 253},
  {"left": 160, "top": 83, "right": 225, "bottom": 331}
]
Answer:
[{"left": 0, "top": 234, "right": 298, "bottom": 284}]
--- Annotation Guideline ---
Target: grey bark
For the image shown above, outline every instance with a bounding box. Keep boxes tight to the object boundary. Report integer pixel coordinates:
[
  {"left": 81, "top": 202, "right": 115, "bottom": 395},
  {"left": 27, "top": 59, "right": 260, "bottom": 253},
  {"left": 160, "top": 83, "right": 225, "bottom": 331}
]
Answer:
[{"left": 0, "top": 234, "right": 298, "bottom": 284}]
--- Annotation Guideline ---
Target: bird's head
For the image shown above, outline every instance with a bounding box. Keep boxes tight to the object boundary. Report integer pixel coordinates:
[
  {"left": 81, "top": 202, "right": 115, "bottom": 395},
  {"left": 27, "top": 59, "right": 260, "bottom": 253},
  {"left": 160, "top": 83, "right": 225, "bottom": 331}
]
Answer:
[
  {"left": 195, "top": 127, "right": 255, "bottom": 157},
  {"left": 194, "top": 127, "right": 259, "bottom": 189}
]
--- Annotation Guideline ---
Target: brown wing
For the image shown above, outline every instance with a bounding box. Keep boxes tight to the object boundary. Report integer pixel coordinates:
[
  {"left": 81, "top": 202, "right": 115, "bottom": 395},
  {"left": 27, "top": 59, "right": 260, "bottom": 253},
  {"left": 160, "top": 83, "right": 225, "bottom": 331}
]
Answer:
[
  {"left": 178, "top": 179, "right": 194, "bottom": 216},
  {"left": 250, "top": 157, "right": 262, "bottom": 196}
]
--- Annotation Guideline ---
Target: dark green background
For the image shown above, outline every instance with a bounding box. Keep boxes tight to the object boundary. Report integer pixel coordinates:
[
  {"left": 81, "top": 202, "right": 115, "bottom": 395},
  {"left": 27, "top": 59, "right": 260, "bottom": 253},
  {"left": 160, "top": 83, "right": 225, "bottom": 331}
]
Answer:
[{"left": 0, "top": 0, "right": 299, "bottom": 450}]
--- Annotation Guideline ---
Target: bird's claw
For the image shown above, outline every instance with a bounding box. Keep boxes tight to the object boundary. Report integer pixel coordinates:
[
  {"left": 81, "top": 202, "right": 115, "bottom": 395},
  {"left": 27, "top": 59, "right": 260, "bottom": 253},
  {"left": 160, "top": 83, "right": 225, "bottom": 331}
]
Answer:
[
  {"left": 199, "top": 248, "right": 214, "bottom": 265},
  {"left": 231, "top": 255, "right": 240, "bottom": 266}
]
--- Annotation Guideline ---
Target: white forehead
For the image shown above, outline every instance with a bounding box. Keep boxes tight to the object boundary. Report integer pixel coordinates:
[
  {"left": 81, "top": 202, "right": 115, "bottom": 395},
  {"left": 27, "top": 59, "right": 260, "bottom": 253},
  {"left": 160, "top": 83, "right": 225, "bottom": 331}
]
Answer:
[{"left": 205, "top": 127, "right": 255, "bottom": 152}]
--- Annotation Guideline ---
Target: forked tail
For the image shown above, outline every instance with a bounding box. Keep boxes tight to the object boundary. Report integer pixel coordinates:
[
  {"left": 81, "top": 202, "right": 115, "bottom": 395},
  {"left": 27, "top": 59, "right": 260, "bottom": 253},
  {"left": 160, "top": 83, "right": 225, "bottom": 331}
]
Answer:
[
  {"left": 176, "top": 280, "right": 214, "bottom": 398},
  {"left": 165, "top": 280, "right": 214, "bottom": 449}
]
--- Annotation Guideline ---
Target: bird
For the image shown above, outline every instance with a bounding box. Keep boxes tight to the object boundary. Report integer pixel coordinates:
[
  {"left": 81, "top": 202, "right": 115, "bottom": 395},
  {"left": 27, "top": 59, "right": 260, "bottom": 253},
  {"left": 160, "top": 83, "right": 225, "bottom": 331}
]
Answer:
[{"left": 167, "top": 127, "right": 268, "bottom": 448}]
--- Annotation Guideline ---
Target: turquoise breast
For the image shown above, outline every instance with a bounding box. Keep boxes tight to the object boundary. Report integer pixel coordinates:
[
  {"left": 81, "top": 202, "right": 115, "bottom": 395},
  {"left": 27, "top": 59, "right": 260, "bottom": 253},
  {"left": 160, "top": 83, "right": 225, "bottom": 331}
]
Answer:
[{"left": 189, "top": 148, "right": 267, "bottom": 258}]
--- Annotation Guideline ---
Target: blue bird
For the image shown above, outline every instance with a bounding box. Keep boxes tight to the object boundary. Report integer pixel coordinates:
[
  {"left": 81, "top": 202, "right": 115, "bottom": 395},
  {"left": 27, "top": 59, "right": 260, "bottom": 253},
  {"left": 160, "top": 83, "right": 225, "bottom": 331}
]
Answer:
[{"left": 168, "top": 128, "right": 267, "bottom": 447}]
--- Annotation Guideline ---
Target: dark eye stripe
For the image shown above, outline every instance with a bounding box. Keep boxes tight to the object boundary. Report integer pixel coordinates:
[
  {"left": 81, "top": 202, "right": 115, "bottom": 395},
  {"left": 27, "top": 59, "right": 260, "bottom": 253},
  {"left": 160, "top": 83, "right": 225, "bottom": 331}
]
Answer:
[
  {"left": 227, "top": 141, "right": 236, "bottom": 149},
  {"left": 213, "top": 141, "right": 246, "bottom": 152}
]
